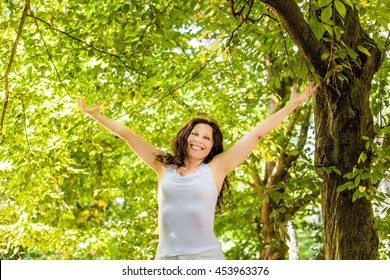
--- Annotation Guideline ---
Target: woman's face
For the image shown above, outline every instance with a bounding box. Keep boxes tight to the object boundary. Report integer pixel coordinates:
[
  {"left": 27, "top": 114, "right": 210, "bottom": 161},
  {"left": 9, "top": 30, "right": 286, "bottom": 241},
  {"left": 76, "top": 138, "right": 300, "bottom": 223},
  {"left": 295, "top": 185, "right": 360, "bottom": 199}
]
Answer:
[{"left": 187, "top": 123, "right": 214, "bottom": 161}]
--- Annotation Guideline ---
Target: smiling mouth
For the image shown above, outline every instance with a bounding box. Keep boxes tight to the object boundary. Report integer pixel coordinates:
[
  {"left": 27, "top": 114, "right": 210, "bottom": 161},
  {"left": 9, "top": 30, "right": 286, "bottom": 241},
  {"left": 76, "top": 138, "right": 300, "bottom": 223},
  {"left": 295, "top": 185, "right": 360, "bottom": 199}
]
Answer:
[{"left": 190, "top": 144, "right": 204, "bottom": 151}]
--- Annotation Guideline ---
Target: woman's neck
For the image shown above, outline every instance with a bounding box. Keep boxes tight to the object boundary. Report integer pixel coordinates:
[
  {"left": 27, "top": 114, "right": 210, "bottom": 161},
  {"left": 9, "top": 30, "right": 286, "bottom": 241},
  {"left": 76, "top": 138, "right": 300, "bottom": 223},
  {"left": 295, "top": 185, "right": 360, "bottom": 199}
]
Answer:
[
  {"left": 182, "top": 159, "right": 203, "bottom": 170},
  {"left": 177, "top": 159, "right": 203, "bottom": 176}
]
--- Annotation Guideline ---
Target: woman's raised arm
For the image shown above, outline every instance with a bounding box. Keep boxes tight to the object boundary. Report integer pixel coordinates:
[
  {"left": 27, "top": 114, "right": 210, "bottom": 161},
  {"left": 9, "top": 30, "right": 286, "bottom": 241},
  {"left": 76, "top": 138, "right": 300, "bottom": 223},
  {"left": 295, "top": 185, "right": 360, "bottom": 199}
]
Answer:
[
  {"left": 77, "top": 97, "right": 164, "bottom": 176},
  {"left": 212, "top": 82, "right": 319, "bottom": 177}
]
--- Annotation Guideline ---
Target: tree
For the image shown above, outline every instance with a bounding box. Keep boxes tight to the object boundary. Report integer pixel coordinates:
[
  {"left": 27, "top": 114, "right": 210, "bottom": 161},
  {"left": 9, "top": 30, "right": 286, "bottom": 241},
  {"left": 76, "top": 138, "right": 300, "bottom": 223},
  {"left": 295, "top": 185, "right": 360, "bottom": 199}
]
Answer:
[{"left": 260, "top": 0, "right": 389, "bottom": 259}]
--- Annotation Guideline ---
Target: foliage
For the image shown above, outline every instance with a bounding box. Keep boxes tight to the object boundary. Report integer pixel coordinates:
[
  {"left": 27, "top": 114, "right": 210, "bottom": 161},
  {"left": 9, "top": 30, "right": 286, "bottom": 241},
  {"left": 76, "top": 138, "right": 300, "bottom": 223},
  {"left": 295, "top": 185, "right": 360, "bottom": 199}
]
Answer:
[{"left": 1, "top": 0, "right": 389, "bottom": 259}]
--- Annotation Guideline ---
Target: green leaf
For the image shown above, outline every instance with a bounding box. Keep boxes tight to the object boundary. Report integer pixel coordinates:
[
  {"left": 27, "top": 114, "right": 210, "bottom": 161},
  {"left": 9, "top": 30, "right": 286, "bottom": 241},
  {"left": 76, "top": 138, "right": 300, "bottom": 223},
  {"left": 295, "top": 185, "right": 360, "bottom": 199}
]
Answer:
[
  {"left": 321, "top": 5, "right": 333, "bottom": 22},
  {"left": 344, "top": 172, "right": 356, "bottom": 179},
  {"left": 359, "top": 186, "right": 366, "bottom": 192},
  {"left": 358, "top": 152, "right": 367, "bottom": 163},
  {"left": 352, "top": 190, "right": 361, "bottom": 202},
  {"left": 324, "top": 23, "right": 334, "bottom": 36},
  {"left": 346, "top": 47, "right": 358, "bottom": 59},
  {"left": 321, "top": 52, "right": 330, "bottom": 60},
  {"left": 310, "top": 17, "right": 325, "bottom": 40},
  {"left": 354, "top": 175, "right": 361, "bottom": 187},
  {"left": 337, "top": 182, "right": 353, "bottom": 192},
  {"left": 279, "top": 207, "right": 286, "bottom": 213},
  {"left": 357, "top": 45, "right": 371, "bottom": 56},
  {"left": 331, "top": 166, "right": 341, "bottom": 175},
  {"left": 319, "top": 0, "right": 333, "bottom": 8},
  {"left": 374, "top": 123, "right": 381, "bottom": 134},
  {"left": 343, "top": 0, "right": 353, "bottom": 7},
  {"left": 335, "top": 0, "right": 347, "bottom": 18},
  {"left": 333, "top": 26, "right": 343, "bottom": 40},
  {"left": 337, "top": 49, "right": 346, "bottom": 59},
  {"left": 123, "top": 4, "right": 130, "bottom": 14}
]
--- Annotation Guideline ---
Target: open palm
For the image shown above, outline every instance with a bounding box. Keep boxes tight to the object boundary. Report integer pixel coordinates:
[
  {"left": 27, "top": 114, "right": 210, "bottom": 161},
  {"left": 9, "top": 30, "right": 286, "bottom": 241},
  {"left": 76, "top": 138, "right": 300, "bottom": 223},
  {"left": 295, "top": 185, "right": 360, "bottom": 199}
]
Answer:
[
  {"left": 77, "top": 97, "right": 100, "bottom": 118},
  {"left": 290, "top": 82, "right": 319, "bottom": 106}
]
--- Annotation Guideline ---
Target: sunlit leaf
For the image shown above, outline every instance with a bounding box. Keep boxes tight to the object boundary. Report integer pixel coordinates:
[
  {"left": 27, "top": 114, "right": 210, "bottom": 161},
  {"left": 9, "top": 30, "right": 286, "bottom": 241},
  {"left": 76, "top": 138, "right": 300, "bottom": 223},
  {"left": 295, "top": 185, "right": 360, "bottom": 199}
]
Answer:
[{"left": 334, "top": 0, "right": 347, "bottom": 18}]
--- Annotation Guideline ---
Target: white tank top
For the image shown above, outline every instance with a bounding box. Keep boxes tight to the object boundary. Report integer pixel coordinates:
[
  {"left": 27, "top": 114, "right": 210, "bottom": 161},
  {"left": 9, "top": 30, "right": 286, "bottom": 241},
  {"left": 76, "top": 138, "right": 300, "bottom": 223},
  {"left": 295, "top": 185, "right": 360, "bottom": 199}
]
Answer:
[{"left": 157, "top": 163, "right": 221, "bottom": 256}]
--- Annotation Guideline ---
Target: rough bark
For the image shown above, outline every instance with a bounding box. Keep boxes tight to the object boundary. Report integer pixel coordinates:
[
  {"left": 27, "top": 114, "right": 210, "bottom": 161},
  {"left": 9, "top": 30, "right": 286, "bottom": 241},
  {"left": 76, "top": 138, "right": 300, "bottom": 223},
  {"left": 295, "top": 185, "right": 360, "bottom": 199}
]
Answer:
[
  {"left": 314, "top": 80, "right": 380, "bottom": 259},
  {"left": 261, "top": 0, "right": 383, "bottom": 259}
]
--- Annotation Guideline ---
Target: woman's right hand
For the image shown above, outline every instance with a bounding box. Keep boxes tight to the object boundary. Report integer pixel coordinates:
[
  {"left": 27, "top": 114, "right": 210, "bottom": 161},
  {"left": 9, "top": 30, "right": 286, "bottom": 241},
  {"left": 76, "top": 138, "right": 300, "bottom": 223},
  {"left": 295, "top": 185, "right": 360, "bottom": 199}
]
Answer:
[{"left": 77, "top": 97, "right": 101, "bottom": 118}]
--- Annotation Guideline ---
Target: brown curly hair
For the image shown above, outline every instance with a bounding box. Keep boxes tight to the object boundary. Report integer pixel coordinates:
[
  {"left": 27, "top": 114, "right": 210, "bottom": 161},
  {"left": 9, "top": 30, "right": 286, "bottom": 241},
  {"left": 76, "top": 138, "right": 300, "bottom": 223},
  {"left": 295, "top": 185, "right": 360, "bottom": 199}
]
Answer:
[{"left": 155, "top": 116, "right": 231, "bottom": 211}]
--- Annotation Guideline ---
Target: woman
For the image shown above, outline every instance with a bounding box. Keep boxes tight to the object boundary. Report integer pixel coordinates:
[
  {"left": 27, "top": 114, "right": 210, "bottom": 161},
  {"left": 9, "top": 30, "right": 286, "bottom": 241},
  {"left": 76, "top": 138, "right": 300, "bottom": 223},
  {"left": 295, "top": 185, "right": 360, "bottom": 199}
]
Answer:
[{"left": 77, "top": 82, "right": 319, "bottom": 260}]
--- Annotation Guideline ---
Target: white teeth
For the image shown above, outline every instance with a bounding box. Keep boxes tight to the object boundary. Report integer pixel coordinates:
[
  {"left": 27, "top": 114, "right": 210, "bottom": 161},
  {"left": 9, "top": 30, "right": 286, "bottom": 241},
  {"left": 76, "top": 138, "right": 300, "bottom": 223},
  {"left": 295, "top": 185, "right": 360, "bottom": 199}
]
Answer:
[{"left": 191, "top": 145, "right": 203, "bottom": 151}]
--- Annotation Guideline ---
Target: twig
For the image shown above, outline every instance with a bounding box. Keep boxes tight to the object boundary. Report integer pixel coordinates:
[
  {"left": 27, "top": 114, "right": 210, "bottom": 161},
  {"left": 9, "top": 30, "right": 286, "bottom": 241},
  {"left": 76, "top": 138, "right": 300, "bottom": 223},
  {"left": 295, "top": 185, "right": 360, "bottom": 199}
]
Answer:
[
  {"left": 29, "top": 11, "right": 72, "bottom": 98},
  {"left": 226, "top": 21, "right": 245, "bottom": 47},
  {"left": 30, "top": 16, "right": 135, "bottom": 73},
  {"left": 230, "top": 0, "right": 247, "bottom": 16},
  {"left": 0, "top": 0, "right": 30, "bottom": 145},
  {"left": 226, "top": 0, "right": 254, "bottom": 47},
  {"left": 140, "top": 64, "right": 207, "bottom": 111}
]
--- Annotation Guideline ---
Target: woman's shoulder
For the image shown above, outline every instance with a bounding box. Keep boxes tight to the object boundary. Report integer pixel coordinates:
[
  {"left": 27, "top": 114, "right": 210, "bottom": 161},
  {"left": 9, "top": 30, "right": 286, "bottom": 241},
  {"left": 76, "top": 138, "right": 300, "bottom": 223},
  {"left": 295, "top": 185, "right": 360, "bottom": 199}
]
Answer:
[{"left": 162, "top": 164, "right": 176, "bottom": 174}]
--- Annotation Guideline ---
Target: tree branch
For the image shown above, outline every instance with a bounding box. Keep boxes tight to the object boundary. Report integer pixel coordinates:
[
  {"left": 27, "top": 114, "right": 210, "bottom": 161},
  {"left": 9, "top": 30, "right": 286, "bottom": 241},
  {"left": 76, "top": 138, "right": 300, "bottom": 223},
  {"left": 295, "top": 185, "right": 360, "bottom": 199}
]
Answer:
[
  {"left": 141, "top": 64, "right": 207, "bottom": 111},
  {"left": 227, "top": 0, "right": 255, "bottom": 47},
  {"left": 0, "top": 0, "right": 30, "bottom": 145},
  {"left": 226, "top": 21, "right": 245, "bottom": 47},
  {"left": 230, "top": 0, "right": 247, "bottom": 16},
  {"left": 29, "top": 15, "right": 138, "bottom": 73},
  {"left": 261, "top": 0, "right": 327, "bottom": 76},
  {"left": 29, "top": 11, "right": 71, "bottom": 98}
]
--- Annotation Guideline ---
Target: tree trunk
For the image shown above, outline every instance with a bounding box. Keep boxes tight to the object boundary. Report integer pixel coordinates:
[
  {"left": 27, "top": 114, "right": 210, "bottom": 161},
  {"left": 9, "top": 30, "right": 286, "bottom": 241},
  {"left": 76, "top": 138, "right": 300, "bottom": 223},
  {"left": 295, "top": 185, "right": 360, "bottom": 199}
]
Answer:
[
  {"left": 260, "top": 193, "right": 289, "bottom": 259},
  {"left": 314, "top": 82, "right": 380, "bottom": 259}
]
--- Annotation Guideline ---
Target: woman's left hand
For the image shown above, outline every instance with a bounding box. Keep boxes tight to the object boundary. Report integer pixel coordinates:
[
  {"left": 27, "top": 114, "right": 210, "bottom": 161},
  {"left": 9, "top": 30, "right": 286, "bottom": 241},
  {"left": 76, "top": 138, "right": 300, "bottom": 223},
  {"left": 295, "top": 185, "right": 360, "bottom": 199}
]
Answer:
[{"left": 290, "top": 81, "right": 319, "bottom": 106}]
